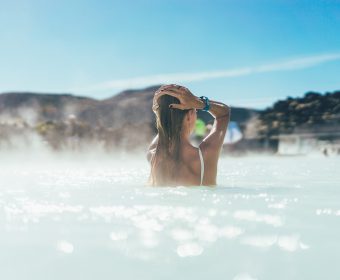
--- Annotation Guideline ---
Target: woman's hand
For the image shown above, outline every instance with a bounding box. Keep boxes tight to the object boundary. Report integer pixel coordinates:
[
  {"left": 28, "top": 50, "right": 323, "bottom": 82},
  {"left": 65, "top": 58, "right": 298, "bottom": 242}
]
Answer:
[{"left": 153, "top": 84, "right": 203, "bottom": 111}]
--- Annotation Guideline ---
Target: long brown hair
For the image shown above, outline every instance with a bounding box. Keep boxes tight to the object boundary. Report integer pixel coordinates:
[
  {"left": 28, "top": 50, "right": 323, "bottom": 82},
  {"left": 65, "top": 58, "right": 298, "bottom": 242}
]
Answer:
[{"left": 149, "top": 94, "right": 190, "bottom": 186}]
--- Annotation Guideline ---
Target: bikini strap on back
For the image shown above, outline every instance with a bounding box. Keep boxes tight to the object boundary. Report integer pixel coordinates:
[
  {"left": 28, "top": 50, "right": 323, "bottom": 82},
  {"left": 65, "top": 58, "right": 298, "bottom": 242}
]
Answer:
[{"left": 198, "top": 147, "right": 204, "bottom": 185}]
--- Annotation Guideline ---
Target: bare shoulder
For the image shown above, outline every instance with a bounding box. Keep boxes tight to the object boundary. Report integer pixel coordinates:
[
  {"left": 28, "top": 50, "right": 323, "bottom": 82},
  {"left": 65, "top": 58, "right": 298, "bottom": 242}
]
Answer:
[{"left": 148, "top": 134, "right": 159, "bottom": 150}]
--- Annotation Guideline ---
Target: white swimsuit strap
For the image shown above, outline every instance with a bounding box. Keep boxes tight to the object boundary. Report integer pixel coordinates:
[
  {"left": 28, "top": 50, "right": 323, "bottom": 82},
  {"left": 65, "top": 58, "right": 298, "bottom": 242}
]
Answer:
[{"left": 198, "top": 147, "right": 204, "bottom": 186}]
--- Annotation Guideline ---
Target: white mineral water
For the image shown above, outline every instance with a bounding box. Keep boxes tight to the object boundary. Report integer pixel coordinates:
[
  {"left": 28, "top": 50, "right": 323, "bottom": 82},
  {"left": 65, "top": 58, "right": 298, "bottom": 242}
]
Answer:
[{"left": 0, "top": 151, "right": 339, "bottom": 280}]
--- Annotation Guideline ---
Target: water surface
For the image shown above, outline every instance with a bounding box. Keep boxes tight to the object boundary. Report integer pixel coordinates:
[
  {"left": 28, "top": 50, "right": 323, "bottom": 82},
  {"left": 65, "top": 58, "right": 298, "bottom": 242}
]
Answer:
[{"left": 1, "top": 153, "right": 339, "bottom": 280}]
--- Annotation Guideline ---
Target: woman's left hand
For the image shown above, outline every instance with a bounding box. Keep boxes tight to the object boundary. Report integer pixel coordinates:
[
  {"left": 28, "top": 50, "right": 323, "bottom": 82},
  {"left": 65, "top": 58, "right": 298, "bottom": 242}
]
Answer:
[{"left": 153, "top": 84, "right": 203, "bottom": 111}]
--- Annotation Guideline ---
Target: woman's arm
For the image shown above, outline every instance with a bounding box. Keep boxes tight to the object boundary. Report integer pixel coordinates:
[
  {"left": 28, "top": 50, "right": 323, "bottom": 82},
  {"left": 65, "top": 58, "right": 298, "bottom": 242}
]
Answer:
[
  {"left": 200, "top": 100, "right": 230, "bottom": 153},
  {"left": 189, "top": 96, "right": 230, "bottom": 150}
]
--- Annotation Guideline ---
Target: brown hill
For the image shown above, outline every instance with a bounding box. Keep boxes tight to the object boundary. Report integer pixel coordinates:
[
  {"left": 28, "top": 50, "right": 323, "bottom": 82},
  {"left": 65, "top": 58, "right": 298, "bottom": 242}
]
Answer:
[
  {"left": 0, "top": 86, "right": 257, "bottom": 150},
  {"left": 0, "top": 92, "right": 99, "bottom": 123}
]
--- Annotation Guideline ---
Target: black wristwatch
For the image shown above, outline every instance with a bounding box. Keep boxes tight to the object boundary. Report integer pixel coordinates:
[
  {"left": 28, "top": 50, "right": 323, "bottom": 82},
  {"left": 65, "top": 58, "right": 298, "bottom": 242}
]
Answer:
[{"left": 199, "top": 96, "right": 210, "bottom": 111}]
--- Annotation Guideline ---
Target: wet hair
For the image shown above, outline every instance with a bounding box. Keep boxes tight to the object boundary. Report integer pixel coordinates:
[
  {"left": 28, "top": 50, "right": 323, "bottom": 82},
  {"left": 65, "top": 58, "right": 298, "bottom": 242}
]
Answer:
[{"left": 149, "top": 94, "right": 190, "bottom": 186}]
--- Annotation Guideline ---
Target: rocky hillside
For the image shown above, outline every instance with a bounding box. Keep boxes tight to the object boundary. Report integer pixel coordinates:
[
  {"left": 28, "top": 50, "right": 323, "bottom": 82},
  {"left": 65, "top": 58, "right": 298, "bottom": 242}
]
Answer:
[
  {"left": 0, "top": 85, "right": 256, "bottom": 151},
  {"left": 0, "top": 92, "right": 99, "bottom": 123},
  {"left": 258, "top": 91, "right": 340, "bottom": 137}
]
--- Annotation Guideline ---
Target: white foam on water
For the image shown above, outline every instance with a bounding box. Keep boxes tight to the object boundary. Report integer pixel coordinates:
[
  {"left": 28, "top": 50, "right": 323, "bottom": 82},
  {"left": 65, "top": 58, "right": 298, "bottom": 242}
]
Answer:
[
  {"left": 233, "top": 273, "right": 258, "bottom": 280},
  {"left": 57, "top": 240, "right": 74, "bottom": 254},
  {"left": 176, "top": 242, "right": 204, "bottom": 257}
]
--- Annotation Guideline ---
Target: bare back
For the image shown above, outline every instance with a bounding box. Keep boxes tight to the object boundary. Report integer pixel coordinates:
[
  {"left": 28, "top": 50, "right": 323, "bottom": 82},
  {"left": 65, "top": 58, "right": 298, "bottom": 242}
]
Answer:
[
  {"left": 147, "top": 116, "right": 229, "bottom": 186},
  {"left": 148, "top": 84, "right": 230, "bottom": 186}
]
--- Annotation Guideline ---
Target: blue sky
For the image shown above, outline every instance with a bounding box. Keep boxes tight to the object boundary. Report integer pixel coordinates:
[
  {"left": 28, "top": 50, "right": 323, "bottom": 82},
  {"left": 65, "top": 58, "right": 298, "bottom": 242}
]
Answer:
[{"left": 1, "top": 0, "right": 339, "bottom": 108}]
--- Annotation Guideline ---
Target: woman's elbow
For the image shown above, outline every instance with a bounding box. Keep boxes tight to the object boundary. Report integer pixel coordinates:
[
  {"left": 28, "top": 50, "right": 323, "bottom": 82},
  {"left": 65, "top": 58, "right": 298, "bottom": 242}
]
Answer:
[{"left": 222, "top": 103, "right": 231, "bottom": 114}]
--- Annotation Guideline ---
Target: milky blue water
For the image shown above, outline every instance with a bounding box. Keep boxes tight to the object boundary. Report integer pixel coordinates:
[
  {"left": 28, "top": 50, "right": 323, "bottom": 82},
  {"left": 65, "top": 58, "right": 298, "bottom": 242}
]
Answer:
[{"left": 0, "top": 153, "right": 339, "bottom": 280}]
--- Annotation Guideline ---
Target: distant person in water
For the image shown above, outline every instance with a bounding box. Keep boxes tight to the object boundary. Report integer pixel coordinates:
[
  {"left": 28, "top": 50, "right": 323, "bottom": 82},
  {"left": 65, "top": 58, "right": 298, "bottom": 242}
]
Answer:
[{"left": 147, "top": 84, "right": 230, "bottom": 186}]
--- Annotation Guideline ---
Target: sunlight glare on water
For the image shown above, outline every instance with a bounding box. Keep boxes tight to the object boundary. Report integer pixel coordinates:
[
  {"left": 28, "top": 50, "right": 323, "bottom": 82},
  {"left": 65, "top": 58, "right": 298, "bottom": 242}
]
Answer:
[{"left": 0, "top": 152, "right": 339, "bottom": 280}]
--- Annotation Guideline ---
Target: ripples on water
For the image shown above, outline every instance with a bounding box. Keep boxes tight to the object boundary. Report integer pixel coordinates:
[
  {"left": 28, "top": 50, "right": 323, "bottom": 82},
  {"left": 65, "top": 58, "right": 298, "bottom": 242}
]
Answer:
[{"left": 0, "top": 153, "right": 339, "bottom": 280}]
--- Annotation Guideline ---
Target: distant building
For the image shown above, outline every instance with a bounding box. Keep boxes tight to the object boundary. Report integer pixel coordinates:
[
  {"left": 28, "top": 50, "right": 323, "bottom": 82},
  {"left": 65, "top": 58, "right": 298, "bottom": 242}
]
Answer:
[{"left": 277, "top": 132, "right": 340, "bottom": 156}]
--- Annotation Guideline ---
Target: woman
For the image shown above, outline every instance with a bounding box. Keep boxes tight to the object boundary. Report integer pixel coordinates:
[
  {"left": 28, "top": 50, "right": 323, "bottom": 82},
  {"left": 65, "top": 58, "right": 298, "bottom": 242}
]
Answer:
[{"left": 147, "top": 84, "right": 230, "bottom": 186}]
